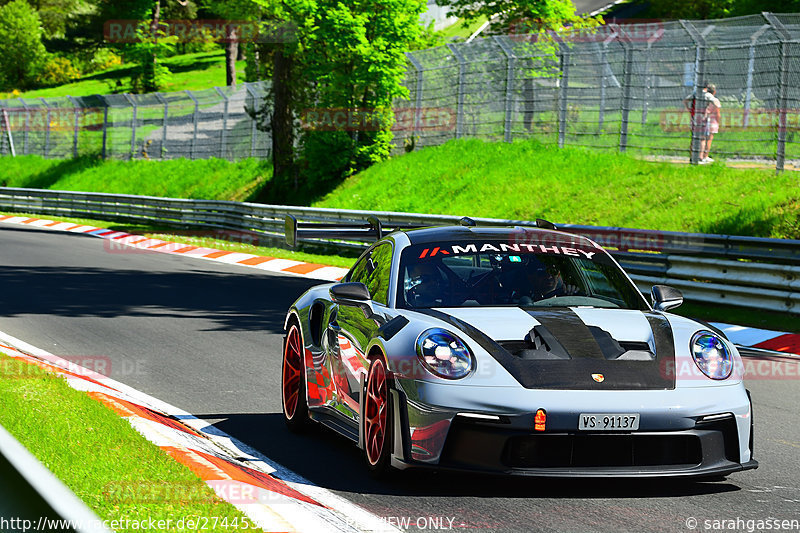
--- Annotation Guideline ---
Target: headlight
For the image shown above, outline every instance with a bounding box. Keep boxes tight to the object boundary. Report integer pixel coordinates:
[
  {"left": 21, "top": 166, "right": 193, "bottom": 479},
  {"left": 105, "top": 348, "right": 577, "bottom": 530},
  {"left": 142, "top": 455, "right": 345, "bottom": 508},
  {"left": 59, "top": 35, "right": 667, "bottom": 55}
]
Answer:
[
  {"left": 415, "top": 328, "right": 473, "bottom": 379},
  {"left": 691, "top": 331, "right": 733, "bottom": 380}
]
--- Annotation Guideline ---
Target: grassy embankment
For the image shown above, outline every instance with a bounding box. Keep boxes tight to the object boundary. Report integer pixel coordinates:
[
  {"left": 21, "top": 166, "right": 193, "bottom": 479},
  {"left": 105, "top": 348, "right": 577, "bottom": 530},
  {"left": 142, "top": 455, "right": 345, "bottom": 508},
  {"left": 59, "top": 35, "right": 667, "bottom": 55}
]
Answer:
[
  {"left": 2, "top": 138, "right": 799, "bottom": 330},
  {"left": 0, "top": 352, "right": 262, "bottom": 530}
]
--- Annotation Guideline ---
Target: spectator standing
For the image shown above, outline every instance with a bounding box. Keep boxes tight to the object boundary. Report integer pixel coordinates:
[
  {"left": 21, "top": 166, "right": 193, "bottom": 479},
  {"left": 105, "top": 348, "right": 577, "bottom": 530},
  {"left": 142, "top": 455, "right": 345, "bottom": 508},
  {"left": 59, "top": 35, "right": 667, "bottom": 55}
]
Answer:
[{"left": 700, "top": 84, "right": 721, "bottom": 163}]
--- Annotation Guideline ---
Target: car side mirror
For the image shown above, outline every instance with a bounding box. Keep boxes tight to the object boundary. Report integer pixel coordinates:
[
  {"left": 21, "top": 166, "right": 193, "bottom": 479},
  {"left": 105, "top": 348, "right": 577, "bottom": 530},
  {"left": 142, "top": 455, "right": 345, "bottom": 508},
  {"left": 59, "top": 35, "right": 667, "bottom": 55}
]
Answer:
[
  {"left": 330, "top": 282, "right": 371, "bottom": 304},
  {"left": 651, "top": 285, "right": 683, "bottom": 312}
]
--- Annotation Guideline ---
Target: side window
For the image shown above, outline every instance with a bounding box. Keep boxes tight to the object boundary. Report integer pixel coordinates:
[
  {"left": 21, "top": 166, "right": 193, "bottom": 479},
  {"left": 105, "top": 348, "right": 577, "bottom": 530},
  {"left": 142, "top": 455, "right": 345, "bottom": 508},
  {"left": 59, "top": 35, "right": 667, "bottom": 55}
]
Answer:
[
  {"left": 347, "top": 243, "right": 394, "bottom": 305},
  {"left": 348, "top": 253, "right": 371, "bottom": 285}
]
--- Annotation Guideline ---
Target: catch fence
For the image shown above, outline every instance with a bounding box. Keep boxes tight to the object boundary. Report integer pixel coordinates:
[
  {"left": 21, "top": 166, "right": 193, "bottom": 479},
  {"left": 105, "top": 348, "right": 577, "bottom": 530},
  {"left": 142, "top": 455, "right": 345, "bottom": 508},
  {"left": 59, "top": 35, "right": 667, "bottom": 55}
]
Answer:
[
  {"left": 0, "top": 82, "right": 271, "bottom": 161},
  {"left": 2, "top": 13, "right": 800, "bottom": 169},
  {"left": 397, "top": 12, "right": 800, "bottom": 170}
]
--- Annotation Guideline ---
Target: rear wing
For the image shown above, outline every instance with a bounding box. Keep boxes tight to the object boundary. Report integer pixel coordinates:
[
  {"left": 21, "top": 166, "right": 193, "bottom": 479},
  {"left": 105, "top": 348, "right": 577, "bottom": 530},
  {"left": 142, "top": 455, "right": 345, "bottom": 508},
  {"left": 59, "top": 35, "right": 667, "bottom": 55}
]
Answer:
[
  {"left": 284, "top": 214, "right": 557, "bottom": 248},
  {"left": 284, "top": 214, "right": 384, "bottom": 248}
]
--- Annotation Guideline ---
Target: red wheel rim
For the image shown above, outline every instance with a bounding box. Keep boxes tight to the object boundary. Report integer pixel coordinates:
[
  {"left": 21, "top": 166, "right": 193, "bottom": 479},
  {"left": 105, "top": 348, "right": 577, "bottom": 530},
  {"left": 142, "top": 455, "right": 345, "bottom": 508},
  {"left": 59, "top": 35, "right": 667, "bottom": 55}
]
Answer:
[
  {"left": 365, "top": 358, "right": 388, "bottom": 466},
  {"left": 282, "top": 325, "right": 303, "bottom": 419}
]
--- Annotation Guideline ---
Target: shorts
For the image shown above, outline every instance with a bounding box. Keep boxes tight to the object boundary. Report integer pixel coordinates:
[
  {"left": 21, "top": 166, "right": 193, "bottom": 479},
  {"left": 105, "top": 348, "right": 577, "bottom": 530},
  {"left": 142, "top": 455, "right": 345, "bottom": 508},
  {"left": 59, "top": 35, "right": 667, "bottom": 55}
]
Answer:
[{"left": 700, "top": 119, "right": 719, "bottom": 139}]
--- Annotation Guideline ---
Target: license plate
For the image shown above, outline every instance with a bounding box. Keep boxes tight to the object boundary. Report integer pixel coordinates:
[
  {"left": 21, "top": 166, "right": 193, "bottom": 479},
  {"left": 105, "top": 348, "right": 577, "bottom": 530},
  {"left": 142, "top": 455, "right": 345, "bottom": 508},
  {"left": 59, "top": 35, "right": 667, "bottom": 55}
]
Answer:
[{"left": 578, "top": 413, "right": 640, "bottom": 431}]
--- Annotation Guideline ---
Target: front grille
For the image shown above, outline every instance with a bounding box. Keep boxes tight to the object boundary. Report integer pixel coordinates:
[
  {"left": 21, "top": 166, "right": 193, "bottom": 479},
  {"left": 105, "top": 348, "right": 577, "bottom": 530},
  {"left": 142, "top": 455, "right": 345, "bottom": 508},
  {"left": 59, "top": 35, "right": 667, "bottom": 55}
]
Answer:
[{"left": 503, "top": 434, "right": 702, "bottom": 468}]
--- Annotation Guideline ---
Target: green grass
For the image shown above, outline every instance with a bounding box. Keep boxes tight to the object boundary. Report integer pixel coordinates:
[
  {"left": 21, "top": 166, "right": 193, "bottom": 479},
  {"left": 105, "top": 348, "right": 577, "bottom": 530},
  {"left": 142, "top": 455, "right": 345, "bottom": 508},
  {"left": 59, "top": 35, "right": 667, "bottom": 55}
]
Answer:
[
  {"left": 0, "top": 352, "right": 261, "bottom": 531},
  {"left": 315, "top": 138, "right": 800, "bottom": 239},
  {"left": 2, "top": 51, "right": 245, "bottom": 99},
  {"left": 0, "top": 155, "right": 271, "bottom": 201}
]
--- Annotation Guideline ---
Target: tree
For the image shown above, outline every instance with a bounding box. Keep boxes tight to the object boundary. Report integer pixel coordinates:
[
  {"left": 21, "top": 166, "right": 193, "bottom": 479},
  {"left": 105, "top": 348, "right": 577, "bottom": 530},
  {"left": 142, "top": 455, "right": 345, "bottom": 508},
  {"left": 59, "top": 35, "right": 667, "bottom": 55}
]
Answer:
[
  {"left": 201, "top": 0, "right": 258, "bottom": 86},
  {"left": 438, "top": 0, "right": 591, "bottom": 35},
  {"left": 0, "top": 0, "right": 48, "bottom": 89},
  {"left": 248, "top": 0, "right": 425, "bottom": 202}
]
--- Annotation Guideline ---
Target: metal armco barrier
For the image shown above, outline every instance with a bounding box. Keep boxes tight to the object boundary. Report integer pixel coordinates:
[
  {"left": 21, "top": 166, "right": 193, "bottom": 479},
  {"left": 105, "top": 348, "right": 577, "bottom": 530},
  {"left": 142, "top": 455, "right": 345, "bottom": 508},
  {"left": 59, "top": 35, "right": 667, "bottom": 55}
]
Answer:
[{"left": 1, "top": 187, "right": 798, "bottom": 313}]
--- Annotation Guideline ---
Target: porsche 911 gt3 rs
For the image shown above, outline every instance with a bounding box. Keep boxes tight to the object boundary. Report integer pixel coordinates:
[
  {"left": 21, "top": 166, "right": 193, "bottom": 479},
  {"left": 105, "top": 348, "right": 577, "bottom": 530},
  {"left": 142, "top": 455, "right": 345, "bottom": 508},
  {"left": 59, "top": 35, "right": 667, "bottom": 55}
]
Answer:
[{"left": 281, "top": 217, "right": 758, "bottom": 478}]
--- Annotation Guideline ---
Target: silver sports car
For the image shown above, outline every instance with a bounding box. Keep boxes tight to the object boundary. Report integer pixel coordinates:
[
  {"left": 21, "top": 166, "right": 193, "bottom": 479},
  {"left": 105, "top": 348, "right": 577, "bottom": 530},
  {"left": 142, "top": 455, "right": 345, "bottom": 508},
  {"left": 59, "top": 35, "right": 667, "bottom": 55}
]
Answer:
[{"left": 281, "top": 217, "right": 758, "bottom": 478}]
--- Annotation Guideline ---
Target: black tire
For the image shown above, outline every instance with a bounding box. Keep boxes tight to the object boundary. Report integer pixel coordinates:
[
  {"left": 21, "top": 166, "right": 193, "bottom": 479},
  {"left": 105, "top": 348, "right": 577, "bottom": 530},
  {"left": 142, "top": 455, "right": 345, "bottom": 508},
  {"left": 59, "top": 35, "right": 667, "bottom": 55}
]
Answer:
[
  {"left": 282, "top": 322, "right": 309, "bottom": 433},
  {"left": 363, "top": 356, "right": 394, "bottom": 478}
]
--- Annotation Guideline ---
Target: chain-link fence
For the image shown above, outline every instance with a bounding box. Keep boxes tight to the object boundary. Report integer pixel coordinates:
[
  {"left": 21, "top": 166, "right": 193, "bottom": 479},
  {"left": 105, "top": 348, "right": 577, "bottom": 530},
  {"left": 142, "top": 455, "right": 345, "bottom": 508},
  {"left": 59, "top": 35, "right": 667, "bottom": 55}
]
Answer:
[
  {"left": 0, "top": 81, "right": 271, "bottom": 161},
  {"left": 2, "top": 13, "right": 800, "bottom": 169},
  {"left": 397, "top": 12, "right": 800, "bottom": 170}
]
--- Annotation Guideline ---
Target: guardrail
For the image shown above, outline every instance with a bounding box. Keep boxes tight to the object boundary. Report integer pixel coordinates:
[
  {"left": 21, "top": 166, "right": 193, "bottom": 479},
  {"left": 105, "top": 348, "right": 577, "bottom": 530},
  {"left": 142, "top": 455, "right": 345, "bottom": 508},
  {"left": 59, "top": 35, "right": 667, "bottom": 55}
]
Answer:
[
  {"left": 0, "top": 423, "right": 112, "bottom": 532},
  {"left": 1, "top": 187, "right": 798, "bottom": 313}
]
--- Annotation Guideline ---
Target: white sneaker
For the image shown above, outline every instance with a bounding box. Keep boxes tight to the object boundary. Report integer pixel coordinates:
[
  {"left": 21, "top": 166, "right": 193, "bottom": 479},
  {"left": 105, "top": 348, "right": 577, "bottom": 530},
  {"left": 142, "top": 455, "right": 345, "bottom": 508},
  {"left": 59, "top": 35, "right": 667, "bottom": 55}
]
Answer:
[
  {"left": 705, "top": 157, "right": 714, "bottom": 163},
  {"left": 698, "top": 158, "right": 707, "bottom": 164}
]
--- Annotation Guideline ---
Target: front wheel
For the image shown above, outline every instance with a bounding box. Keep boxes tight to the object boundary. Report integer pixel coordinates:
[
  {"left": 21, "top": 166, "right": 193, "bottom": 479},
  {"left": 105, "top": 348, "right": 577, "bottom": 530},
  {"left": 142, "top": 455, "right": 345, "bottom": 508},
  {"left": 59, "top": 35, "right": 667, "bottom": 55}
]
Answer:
[
  {"left": 282, "top": 323, "right": 309, "bottom": 432},
  {"left": 363, "top": 356, "right": 393, "bottom": 477}
]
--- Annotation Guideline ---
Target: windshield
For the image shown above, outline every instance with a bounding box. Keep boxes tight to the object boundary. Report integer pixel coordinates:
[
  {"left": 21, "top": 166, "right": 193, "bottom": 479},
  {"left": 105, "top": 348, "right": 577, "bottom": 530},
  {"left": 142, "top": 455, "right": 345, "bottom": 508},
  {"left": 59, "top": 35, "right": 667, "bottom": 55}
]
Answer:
[{"left": 398, "top": 240, "right": 649, "bottom": 310}]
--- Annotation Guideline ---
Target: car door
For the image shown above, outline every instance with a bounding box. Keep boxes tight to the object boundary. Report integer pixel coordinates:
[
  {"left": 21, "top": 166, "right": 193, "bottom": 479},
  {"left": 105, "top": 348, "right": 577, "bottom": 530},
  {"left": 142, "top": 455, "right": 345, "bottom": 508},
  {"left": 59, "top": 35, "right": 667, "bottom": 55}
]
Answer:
[{"left": 328, "top": 242, "right": 394, "bottom": 420}]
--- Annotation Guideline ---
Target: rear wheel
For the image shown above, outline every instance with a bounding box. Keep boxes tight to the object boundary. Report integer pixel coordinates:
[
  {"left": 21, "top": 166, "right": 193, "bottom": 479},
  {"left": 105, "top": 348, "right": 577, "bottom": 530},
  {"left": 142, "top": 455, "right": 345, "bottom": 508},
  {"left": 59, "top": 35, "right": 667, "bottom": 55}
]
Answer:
[
  {"left": 364, "top": 356, "right": 393, "bottom": 477},
  {"left": 282, "top": 323, "right": 309, "bottom": 432}
]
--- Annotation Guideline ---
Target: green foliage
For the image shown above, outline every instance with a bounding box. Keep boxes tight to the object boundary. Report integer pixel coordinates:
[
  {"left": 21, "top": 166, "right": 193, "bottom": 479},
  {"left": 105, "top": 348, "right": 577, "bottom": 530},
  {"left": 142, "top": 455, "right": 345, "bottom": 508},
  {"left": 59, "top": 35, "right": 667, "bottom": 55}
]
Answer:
[
  {"left": 648, "top": 0, "right": 735, "bottom": 20},
  {"left": 36, "top": 55, "right": 81, "bottom": 85},
  {"left": 90, "top": 47, "right": 123, "bottom": 71},
  {"left": 124, "top": 23, "right": 178, "bottom": 93},
  {"left": 249, "top": 0, "right": 425, "bottom": 201},
  {"left": 0, "top": 0, "right": 49, "bottom": 89},
  {"left": 28, "top": 0, "right": 96, "bottom": 39},
  {"left": 629, "top": 0, "right": 800, "bottom": 19},
  {"left": 436, "top": 0, "right": 596, "bottom": 34}
]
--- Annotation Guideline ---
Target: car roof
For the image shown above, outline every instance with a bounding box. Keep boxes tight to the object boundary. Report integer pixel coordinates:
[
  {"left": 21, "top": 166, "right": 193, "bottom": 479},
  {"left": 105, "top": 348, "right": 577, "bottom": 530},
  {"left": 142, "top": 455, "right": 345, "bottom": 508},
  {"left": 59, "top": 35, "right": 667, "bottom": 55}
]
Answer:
[{"left": 401, "top": 225, "right": 600, "bottom": 248}]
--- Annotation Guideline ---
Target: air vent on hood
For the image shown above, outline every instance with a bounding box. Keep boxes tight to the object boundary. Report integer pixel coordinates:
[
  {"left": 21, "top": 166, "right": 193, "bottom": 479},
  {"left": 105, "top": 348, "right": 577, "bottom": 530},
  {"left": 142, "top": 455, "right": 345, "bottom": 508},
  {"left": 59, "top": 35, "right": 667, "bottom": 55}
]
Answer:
[{"left": 498, "top": 326, "right": 571, "bottom": 360}]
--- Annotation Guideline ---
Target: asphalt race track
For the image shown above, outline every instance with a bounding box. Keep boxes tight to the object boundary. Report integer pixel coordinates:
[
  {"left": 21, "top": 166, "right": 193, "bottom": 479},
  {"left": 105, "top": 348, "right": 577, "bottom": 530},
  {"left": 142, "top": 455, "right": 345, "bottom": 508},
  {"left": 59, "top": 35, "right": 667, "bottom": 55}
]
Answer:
[{"left": 2, "top": 223, "right": 799, "bottom": 532}]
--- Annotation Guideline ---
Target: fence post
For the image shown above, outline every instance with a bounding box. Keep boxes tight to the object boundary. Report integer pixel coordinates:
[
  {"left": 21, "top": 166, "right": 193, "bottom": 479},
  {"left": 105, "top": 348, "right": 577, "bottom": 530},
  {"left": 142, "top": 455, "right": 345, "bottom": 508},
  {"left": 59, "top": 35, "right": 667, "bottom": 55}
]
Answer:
[
  {"left": 764, "top": 12, "right": 790, "bottom": 172},
  {"left": 99, "top": 96, "right": 109, "bottom": 159},
  {"left": 186, "top": 90, "right": 199, "bottom": 160},
  {"left": 18, "top": 98, "right": 28, "bottom": 155},
  {"left": 447, "top": 43, "right": 466, "bottom": 139},
  {"left": 556, "top": 36, "right": 570, "bottom": 149},
  {"left": 155, "top": 92, "right": 168, "bottom": 159},
  {"left": 680, "top": 20, "right": 706, "bottom": 165},
  {"left": 67, "top": 96, "right": 80, "bottom": 158},
  {"left": 744, "top": 24, "right": 770, "bottom": 128},
  {"left": 123, "top": 93, "right": 137, "bottom": 160},
  {"left": 640, "top": 27, "right": 665, "bottom": 127},
  {"left": 618, "top": 39, "right": 633, "bottom": 152},
  {"left": 215, "top": 87, "right": 229, "bottom": 160},
  {"left": 494, "top": 36, "right": 516, "bottom": 144},
  {"left": 405, "top": 52, "right": 424, "bottom": 143},
  {"left": 39, "top": 98, "right": 51, "bottom": 158},
  {"left": 245, "top": 83, "right": 258, "bottom": 158},
  {"left": 1, "top": 109, "right": 15, "bottom": 157},
  {"left": 598, "top": 31, "right": 618, "bottom": 132}
]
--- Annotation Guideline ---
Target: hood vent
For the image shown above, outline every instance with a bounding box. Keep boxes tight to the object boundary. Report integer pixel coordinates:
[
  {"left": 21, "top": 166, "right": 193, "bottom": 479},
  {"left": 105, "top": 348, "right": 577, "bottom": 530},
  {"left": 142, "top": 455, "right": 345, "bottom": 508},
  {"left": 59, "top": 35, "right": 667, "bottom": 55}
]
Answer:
[{"left": 499, "top": 324, "right": 654, "bottom": 362}]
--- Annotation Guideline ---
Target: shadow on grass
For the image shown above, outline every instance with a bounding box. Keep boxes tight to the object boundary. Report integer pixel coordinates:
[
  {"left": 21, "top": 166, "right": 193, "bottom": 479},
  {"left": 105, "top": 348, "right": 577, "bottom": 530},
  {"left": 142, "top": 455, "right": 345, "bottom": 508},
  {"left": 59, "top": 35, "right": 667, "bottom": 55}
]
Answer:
[
  {"left": 698, "top": 208, "right": 779, "bottom": 239},
  {"left": 9, "top": 155, "right": 104, "bottom": 190}
]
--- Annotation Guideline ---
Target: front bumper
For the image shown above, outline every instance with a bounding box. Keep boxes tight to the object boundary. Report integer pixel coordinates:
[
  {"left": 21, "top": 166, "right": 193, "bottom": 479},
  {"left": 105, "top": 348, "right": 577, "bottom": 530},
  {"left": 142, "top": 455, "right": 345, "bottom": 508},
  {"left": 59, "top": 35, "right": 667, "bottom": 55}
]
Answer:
[{"left": 390, "top": 381, "right": 758, "bottom": 478}]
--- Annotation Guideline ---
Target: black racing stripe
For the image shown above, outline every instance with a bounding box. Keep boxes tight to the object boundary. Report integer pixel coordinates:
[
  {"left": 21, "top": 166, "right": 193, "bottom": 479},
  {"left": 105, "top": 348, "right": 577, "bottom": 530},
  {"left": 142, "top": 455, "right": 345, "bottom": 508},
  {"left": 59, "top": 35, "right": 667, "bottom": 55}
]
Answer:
[
  {"left": 528, "top": 309, "right": 606, "bottom": 360},
  {"left": 525, "top": 310, "right": 675, "bottom": 390},
  {"left": 416, "top": 308, "right": 675, "bottom": 390}
]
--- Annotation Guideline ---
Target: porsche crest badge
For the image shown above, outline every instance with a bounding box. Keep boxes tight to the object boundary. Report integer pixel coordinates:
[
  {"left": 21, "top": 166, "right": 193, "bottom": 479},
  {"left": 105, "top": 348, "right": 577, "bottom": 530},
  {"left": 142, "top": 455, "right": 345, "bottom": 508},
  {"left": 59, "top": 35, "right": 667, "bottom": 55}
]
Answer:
[{"left": 592, "top": 373, "right": 605, "bottom": 383}]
